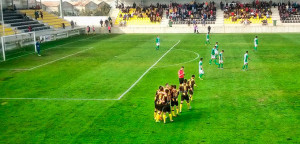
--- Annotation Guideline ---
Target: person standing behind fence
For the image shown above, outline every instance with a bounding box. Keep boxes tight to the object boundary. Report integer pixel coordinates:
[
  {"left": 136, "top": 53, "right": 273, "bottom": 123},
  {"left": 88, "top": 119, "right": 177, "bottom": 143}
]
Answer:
[
  {"left": 40, "top": 11, "right": 43, "bottom": 19},
  {"left": 108, "top": 25, "right": 111, "bottom": 33},
  {"left": 100, "top": 19, "right": 103, "bottom": 27}
]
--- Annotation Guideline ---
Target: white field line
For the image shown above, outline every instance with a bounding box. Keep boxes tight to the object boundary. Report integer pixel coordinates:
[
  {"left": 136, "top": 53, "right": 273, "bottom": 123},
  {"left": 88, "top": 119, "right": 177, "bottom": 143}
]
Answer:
[
  {"left": 153, "top": 49, "right": 199, "bottom": 68},
  {"left": 0, "top": 40, "right": 181, "bottom": 101},
  {"left": 117, "top": 40, "right": 181, "bottom": 100},
  {"left": 1, "top": 35, "right": 100, "bottom": 62},
  {"left": 0, "top": 47, "right": 93, "bottom": 71}
]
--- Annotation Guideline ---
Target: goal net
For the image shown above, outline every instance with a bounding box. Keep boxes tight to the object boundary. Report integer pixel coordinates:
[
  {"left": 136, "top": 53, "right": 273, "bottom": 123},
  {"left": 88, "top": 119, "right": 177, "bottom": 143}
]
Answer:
[{"left": 1, "top": 32, "right": 36, "bottom": 61}]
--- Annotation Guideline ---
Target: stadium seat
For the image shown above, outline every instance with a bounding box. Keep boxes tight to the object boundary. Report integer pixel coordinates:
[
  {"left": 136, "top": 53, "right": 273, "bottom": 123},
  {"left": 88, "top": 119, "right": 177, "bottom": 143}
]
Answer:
[{"left": 20, "top": 10, "right": 71, "bottom": 29}]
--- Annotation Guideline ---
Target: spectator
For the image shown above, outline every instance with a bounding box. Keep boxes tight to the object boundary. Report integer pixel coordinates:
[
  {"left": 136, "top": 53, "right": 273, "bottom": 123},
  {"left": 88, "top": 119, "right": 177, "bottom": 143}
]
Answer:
[
  {"left": 108, "top": 25, "right": 111, "bottom": 33},
  {"left": 133, "top": 2, "right": 136, "bottom": 8},
  {"left": 28, "top": 26, "right": 32, "bottom": 32},
  {"left": 40, "top": 11, "right": 43, "bottom": 19},
  {"left": 100, "top": 19, "right": 103, "bottom": 27},
  {"left": 71, "top": 20, "right": 74, "bottom": 29},
  {"left": 208, "top": 26, "right": 211, "bottom": 33},
  {"left": 62, "top": 23, "right": 65, "bottom": 29},
  {"left": 105, "top": 20, "right": 108, "bottom": 27}
]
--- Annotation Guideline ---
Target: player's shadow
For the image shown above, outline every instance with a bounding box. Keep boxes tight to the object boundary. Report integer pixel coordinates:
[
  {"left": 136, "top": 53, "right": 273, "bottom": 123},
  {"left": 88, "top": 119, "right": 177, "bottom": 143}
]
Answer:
[{"left": 172, "top": 107, "right": 208, "bottom": 123}]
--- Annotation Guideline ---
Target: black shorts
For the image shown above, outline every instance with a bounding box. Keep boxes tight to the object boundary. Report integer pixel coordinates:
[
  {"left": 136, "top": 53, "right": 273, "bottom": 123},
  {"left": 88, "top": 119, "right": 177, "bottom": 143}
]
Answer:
[
  {"left": 181, "top": 95, "right": 189, "bottom": 101},
  {"left": 162, "top": 105, "right": 171, "bottom": 113},
  {"left": 156, "top": 104, "right": 163, "bottom": 111},
  {"left": 189, "top": 90, "right": 194, "bottom": 95},
  {"left": 171, "top": 100, "right": 178, "bottom": 106},
  {"left": 179, "top": 78, "right": 184, "bottom": 84}
]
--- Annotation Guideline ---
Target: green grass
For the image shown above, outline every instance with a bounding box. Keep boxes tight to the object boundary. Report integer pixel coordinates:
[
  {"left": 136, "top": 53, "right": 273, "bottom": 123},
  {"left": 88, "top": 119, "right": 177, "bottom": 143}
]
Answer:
[{"left": 0, "top": 33, "right": 299, "bottom": 143}]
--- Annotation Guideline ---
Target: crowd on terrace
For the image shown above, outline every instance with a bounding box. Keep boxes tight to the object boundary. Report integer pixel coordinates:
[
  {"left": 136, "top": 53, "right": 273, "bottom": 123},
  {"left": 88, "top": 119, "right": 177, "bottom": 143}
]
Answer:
[
  {"left": 118, "top": 3, "right": 165, "bottom": 22},
  {"left": 278, "top": 2, "right": 300, "bottom": 21},
  {"left": 223, "top": 0, "right": 272, "bottom": 24},
  {"left": 166, "top": 1, "right": 217, "bottom": 23}
]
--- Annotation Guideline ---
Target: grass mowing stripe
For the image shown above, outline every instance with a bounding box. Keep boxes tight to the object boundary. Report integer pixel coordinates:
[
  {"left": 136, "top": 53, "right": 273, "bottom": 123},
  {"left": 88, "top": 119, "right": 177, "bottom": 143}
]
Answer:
[
  {"left": 0, "top": 98, "right": 118, "bottom": 100},
  {"left": 117, "top": 40, "right": 181, "bottom": 100}
]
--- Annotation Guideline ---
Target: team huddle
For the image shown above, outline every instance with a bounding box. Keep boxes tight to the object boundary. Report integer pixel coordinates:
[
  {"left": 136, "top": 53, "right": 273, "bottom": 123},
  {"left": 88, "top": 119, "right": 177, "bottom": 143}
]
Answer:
[
  {"left": 154, "top": 67, "right": 197, "bottom": 124},
  {"left": 153, "top": 34, "right": 258, "bottom": 123}
]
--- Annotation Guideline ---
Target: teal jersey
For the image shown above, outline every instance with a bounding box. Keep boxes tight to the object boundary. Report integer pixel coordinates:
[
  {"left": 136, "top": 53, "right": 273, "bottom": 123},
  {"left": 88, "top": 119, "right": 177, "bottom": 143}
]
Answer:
[
  {"left": 156, "top": 37, "right": 160, "bottom": 43},
  {"left": 211, "top": 48, "right": 215, "bottom": 55},
  {"left": 254, "top": 38, "right": 258, "bottom": 45},
  {"left": 219, "top": 53, "right": 223, "bottom": 60},
  {"left": 199, "top": 61, "right": 203, "bottom": 70},
  {"left": 244, "top": 53, "right": 248, "bottom": 62},
  {"left": 206, "top": 34, "right": 209, "bottom": 39}
]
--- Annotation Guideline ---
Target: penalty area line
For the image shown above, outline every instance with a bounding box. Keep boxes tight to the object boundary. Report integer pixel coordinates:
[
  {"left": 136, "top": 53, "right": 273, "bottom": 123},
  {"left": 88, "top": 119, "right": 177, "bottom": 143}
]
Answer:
[
  {"left": 0, "top": 47, "right": 93, "bottom": 71},
  {"left": 117, "top": 40, "right": 181, "bottom": 100}
]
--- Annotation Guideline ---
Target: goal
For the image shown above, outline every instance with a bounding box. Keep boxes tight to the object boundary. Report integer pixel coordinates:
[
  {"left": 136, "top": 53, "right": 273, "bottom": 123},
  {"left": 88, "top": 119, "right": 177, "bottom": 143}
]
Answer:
[{"left": 0, "top": 32, "right": 36, "bottom": 61}]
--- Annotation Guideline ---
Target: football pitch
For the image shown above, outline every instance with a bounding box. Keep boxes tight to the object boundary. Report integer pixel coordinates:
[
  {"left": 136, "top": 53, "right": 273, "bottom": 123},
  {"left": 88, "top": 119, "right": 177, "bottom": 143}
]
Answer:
[{"left": 0, "top": 33, "right": 299, "bottom": 143}]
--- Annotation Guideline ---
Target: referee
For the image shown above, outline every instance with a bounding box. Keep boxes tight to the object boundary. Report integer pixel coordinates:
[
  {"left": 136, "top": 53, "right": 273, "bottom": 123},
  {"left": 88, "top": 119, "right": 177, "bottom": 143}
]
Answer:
[{"left": 178, "top": 66, "right": 185, "bottom": 84}]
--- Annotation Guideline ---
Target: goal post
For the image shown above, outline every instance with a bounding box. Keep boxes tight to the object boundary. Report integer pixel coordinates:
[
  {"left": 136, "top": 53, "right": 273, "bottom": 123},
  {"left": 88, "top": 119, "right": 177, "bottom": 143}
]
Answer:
[{"left": 0, "top": 31, "right": 36, "bottom": 61}]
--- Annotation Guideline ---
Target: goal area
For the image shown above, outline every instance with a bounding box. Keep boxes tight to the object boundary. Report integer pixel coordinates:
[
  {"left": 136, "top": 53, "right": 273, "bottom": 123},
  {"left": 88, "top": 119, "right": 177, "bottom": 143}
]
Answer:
[{"left": 0, "top": 32, "right": 36, "bottom": 61}]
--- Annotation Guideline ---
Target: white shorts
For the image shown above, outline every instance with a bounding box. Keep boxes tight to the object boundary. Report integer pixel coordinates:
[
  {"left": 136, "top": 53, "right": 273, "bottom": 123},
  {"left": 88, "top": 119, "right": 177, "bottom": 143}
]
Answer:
[
  {"left": 244, "top": 62, "right": 248, "bottom": 65},
  {"left": 206, "top": 39, "right": 209, "bottom": 41},
  {"left": 156, "top": 43, "right": 160, "bottom": 46},
  {"left": 199, "top": 69, "right": 204, "bottom": 74},
  {"left": 215, "top": 51, "right": 218, "bottom": 55},
  {"left": 219, "top": 60, "right": 223, "bottom": 63},
  {"left": 211, "top": 55, "right": 215, "bottom": 59},
  {"left": 255, "top": 44, "right": 258, "bottom": 47}
]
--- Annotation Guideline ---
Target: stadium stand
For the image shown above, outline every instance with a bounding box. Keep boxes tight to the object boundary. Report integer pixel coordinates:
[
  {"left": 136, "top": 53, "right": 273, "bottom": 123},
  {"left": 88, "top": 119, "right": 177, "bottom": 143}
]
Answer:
[
  {"left": 20, "top": 10, "right": 71, "bottom": 28},
  {"left": 0, "top": 24, "right": 15, "bottom": 36},
  {"left": 167, "top": 2, "right": 217, "bottom": 25},
  {"left": 1, "top": 10, "right": 50, "bottom": 35},
  {"left": 223, "top": 1, "right": 273, "bottom": 24},
  {"left": 115, "top": 4, "right": 164, "bottom": 26},
  {"left": 279, "top": 2, "right": 300, "bottom": 23}
]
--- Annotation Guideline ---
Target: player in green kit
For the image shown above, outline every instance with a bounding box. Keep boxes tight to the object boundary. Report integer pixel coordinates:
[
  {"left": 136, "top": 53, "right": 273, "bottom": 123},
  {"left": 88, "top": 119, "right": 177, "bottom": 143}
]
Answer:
[
  {"left": 209, "top": 46, "right": 216, "bottom": 65},
  {"left": 218, "top": 50, "right": 224, "bottom": 69},
  {"left": 242, "top": 51, "right": 251, "bottom": 71},
  {"left": 254, "top": 36, "right": 258, "bottom": 51},
  {"left": 156, "top": 35, "right": 160, "bottom": 50},
  {"left": 214, "top": 42, "right": 219, "bottom": 64},
  {"left": 205, "top": 32, "right": 210, "bottom": 45},
  {"left": 199, "top": 58, "right": 204, "bottom": 80}
]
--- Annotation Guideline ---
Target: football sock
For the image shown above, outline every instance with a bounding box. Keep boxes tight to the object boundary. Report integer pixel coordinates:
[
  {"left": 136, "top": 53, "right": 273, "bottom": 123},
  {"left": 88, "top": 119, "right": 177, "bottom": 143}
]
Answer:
[
  {"left": 155, "top": 114, "right": 160, "bottom": 122},
  {"left": 190, "top": 95, "right": 193, "bottom": 101},
  {"left": 242, "top": 65, "right": 245, "bottom": 69},
  {"left": 221, "top": 63, "right": 223, "bottom": 68},
  {"left": 200, "top": 74, "right": 203, "bottom": 78},
  {"left": 176, "top": 107, "right": 179, "bottom": 115},
  {"left": 218, "top": 64, "right": 221, "bottom": 68},
  {"left": 180, "top": 104, "right": 182, "bottom": 112},
  {"left": 169, "top": 114, "right": 173, "bottom": 121},
  {"left": 209, "top": 59, "right": 212, "bottom": 64},
  {"left": 154, "top": 111, "right": 157, "bottom": 119},
  {"left": 246, "top": 65, "right": 248, "bottom": 70},
  {"left": 163, "top": 114, "right": 166, "bottom": 123},
  {"left": 172, "top": 110, "right": 175, "bottom": 116},
  {"left": 187, "top": 103, "right": 191, "bottom": 109}
]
